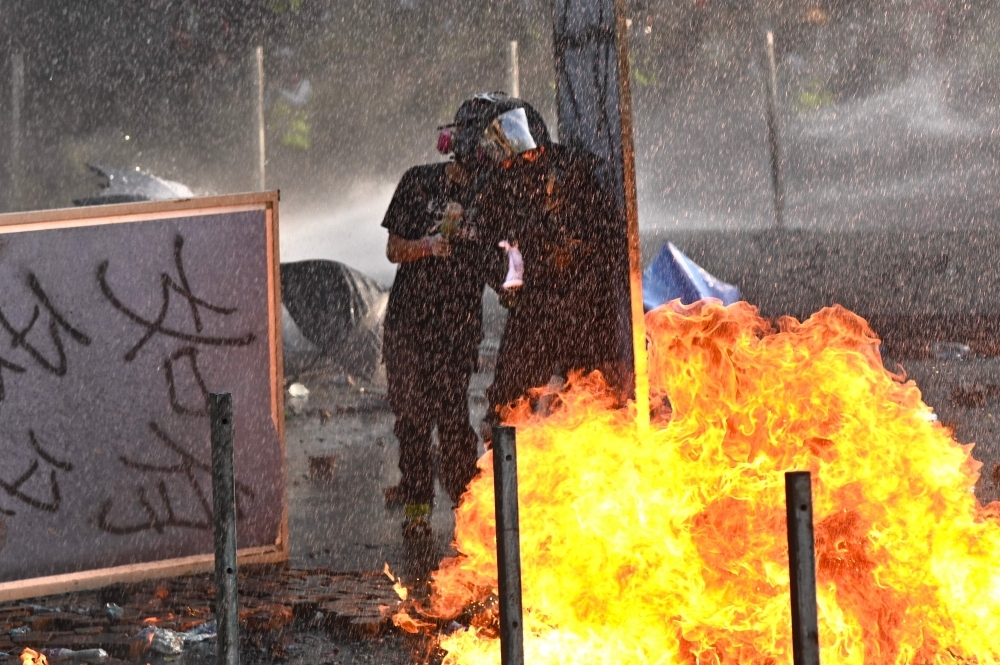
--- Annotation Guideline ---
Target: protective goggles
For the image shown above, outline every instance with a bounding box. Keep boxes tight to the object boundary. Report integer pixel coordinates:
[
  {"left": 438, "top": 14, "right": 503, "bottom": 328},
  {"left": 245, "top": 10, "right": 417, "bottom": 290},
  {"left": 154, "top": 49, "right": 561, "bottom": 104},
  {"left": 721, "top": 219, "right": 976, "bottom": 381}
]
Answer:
[{"left": 483, "top": 108, "right": 537, "bottom": 157}]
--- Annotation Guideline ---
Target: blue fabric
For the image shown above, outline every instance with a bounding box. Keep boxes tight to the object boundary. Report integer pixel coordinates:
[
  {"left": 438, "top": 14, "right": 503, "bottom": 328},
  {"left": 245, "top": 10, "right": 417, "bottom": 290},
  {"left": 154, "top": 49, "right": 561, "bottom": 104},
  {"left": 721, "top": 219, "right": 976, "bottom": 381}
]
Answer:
[{"left": 642, "top": 242, "right": 740, "bottom": 311}]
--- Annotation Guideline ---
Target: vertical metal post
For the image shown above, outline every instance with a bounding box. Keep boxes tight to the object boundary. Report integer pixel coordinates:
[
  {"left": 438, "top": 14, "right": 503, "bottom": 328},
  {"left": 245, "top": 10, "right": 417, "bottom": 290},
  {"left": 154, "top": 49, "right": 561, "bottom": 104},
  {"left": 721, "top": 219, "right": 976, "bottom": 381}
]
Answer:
[
  {"left": 254, "top": 46, "right": 266, "bottom": 191},
  {"left": 211, "top": 393, "right": 239, "bottom": 665},
  {"left": 11, "top": 52, "right": 24, "bottom": 210},
  {"left": 614, "top": 0, "right": 650, "bottom": 431},
  {"left": 507, "top": 41, "right": 520, "bottom": 98},
  {"left": 492, "top": 426, "right": 525, "bottom": 665},
  {"left": 764, "top": 30, "right": 785, "bottom": 228},
  {"left": 785, "top": 471, "right": 820, "bottom": 665}
]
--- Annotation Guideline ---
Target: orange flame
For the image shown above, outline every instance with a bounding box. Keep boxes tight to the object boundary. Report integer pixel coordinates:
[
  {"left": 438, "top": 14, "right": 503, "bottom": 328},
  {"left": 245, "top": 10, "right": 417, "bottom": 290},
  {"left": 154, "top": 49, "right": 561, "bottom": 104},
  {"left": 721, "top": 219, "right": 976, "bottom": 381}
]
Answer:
[
  {"left": 418, "top": 301, "right": 1000, "bottom": 665},
  {"left": 20, "top": 649, "right": 47, "bottom": 665},
  {"left": 141, "top": 612, "right": 174, "bottom": 626},
  {"left": 384, "top": 562, "right": 409, "bottom": 601},
  {"left": 394, "top": 611, "right": 437, "bottom": 634}
]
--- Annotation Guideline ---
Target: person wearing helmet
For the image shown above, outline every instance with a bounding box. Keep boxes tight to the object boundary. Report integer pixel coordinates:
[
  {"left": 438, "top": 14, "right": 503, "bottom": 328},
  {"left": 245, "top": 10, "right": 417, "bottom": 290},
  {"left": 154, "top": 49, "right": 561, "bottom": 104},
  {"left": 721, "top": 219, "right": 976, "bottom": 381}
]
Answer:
[
  {"left": 380, "top": 93, "right": 523, "bottom": 539},
  {"left": 484, "top": 99, "right": 626, "bottom": 432}
]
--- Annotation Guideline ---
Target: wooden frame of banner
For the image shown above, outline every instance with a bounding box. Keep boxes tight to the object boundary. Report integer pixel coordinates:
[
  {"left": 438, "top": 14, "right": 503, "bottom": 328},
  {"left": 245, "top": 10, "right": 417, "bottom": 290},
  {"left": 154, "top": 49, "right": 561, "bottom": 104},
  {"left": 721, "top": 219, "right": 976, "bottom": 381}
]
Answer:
[{"left": 0, "top": 191, "right": 288, "bottom": 602}]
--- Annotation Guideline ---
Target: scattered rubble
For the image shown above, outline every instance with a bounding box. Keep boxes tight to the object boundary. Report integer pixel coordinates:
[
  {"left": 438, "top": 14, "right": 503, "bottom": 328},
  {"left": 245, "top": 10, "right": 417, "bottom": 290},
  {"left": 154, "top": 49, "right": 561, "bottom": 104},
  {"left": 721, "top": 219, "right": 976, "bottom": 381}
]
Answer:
[
  {"left": 44, "top": 648, "right": 109, "bottom": 662},
  {"left": 0, "top": 568, "right": 406, "bottom": 664}
]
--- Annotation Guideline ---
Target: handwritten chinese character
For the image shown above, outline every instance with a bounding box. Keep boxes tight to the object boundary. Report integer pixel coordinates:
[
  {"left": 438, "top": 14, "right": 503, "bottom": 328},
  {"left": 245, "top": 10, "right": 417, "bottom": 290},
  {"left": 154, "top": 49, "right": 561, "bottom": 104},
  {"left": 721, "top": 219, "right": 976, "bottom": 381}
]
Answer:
[
  {"left": 97, "top": 421, "right": 254, "bottom": 535},
  {"left": 0, "top": 430, "right": 74, "bottom": 516},
  {"left": 0, "top": 274, "right": 91, "bottom": 402},
  {"left": 97, "top": 234, "right": 255, "bottom": 363}
]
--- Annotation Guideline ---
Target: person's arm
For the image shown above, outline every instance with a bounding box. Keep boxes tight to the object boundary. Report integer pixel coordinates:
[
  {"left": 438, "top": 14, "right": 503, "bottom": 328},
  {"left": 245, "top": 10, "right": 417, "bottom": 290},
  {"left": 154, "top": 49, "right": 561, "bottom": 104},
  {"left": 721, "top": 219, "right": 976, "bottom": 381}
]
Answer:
[{"left": 386, "top": 232, "right": 451, "bottom": 264}]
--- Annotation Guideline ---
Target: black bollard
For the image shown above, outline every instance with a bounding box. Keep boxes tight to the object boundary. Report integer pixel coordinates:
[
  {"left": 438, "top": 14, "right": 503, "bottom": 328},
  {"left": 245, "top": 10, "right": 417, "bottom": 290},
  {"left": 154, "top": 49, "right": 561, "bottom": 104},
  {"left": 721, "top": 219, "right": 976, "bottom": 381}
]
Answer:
[
  {"left": 785, "top": 471, "right": 820, "bottom": 665},
  {"left": 211, "top": 393, "right": 239, "bottom": 665},
  {"left": 492, "top": 426, "right": 525, "bottom": 665}
]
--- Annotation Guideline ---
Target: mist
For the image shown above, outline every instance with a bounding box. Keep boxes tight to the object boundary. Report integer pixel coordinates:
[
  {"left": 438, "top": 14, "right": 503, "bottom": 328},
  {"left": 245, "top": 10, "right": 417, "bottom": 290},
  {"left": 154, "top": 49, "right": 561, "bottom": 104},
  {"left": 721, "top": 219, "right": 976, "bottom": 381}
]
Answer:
[{"left": 1, "top": 1, "right": 998, "bottom": 270}]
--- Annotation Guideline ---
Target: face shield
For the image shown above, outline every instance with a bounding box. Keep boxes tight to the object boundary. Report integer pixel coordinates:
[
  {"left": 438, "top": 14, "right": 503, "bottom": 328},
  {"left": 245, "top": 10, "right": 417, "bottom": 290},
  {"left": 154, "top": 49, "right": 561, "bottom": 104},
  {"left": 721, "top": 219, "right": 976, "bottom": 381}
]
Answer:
[{"left": 481, "top": 107, "right": 538, "bottom": 161}]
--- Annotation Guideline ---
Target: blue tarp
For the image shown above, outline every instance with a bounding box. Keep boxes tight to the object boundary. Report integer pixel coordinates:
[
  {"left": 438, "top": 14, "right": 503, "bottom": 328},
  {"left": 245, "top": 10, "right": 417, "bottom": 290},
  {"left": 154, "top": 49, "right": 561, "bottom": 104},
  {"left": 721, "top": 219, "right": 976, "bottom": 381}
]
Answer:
[{"left": 642, "top": 242, "right": 740, "bottom": 312}]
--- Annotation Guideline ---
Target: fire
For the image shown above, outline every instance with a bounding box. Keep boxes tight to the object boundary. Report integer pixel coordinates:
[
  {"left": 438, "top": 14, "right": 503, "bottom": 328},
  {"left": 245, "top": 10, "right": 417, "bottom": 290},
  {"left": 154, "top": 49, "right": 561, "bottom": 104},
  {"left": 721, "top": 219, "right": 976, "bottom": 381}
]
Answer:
[
  {"left": 416, "top": 300, "right": 1000, "bottom": 665},
  {"left": 384, "top": 562, "right": 409, "bottom": 601},
  {"left": 20, "top": 649, "right": 47, "bottom": 665},
  {"left": 141, "top": 612, "right": 174, "bottom": 626}
]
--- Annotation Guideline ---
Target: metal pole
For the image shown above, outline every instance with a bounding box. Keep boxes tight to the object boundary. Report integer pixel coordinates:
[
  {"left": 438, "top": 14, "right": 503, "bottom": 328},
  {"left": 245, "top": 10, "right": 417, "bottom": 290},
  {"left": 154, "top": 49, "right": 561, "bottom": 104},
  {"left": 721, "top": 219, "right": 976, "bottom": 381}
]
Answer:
[
  {"left": 211, "top": 393, "right": 239, "bottom": 665},
  {"left": 613, "top": 0, "right": 650, "bottom": 431},
  {"left": 492, "top": 426, "right": 525, "bottom": 665},
  {"left": 254, "top": 46, "right": 266, "bottom": 191},
  {"left": 764, "top": 30, "right": 785, "bottom": 228},
  {"left": 11, "top": 52, "right": 24, "bottom": 211},
  {"left": 507, "top": 41, "right": 520, "bottom": 98},
  {"left": 785, "top": 471, "right": 820, "bottom": 665}
]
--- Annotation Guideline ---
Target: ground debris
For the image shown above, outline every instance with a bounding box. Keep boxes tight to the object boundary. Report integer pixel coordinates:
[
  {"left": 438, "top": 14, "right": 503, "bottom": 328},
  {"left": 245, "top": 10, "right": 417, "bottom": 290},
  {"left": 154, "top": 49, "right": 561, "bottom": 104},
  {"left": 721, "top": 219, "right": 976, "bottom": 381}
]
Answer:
[{"left": 0, "top": 568, "right": 406, "bottom": 662}]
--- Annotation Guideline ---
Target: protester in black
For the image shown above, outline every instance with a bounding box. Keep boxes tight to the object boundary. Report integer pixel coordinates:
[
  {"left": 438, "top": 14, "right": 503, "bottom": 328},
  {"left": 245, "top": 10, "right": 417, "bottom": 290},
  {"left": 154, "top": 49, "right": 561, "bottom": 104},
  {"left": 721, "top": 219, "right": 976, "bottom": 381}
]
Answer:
[
  {"left": 485, "top": 105, "right": 626, "bottom": 427},
  {"left": 381, "top": 95, "right": 526, "bottom": 536},
  {"left": 382, "top": 162, "right": 492, "bottom": 521}
]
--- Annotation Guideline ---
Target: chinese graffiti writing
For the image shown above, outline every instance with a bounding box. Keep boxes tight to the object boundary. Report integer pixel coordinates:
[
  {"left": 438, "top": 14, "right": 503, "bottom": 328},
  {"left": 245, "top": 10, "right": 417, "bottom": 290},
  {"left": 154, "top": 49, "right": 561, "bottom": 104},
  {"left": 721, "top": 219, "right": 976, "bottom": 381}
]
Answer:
[
  {"left": 0, "top": 430, "right": 73, "bottom": 516},
  {"left": 0, "top": 274, "right": 91, "bottom": 402},
  {"left": 98, "top": 235, "right": 255, "bottom": 363},
  {"left": 97, "top": 233, "right": 258, "bottom": 534},
  {"left": 97, "top": 421, "right": 253, "bottom": 534},
  {"left": 164, "top": 347, "right": 211, "bottom": 416}
]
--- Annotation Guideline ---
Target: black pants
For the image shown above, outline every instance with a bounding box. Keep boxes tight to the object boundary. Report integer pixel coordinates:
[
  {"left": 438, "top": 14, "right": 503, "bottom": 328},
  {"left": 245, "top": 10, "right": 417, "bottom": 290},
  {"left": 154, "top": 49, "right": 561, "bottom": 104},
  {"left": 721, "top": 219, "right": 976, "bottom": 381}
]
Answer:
[{"left": 385, "top": 348, "right": 480, "bottom": 506}]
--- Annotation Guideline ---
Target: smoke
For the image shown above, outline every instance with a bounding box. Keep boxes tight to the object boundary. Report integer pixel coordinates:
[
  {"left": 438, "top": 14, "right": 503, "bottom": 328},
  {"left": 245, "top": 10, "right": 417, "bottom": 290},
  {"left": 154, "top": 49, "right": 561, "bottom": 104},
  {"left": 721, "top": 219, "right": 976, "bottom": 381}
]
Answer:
[{"left": 280, "top": 180, "right": 399, "bottom": 286}]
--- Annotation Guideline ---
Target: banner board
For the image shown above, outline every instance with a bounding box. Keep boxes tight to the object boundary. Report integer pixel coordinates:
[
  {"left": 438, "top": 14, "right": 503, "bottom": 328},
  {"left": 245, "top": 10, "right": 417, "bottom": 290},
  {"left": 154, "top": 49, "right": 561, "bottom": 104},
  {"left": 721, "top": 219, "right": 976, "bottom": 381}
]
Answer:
[{"left": 0, "top": 193, "right": 286, "bottom": 600}]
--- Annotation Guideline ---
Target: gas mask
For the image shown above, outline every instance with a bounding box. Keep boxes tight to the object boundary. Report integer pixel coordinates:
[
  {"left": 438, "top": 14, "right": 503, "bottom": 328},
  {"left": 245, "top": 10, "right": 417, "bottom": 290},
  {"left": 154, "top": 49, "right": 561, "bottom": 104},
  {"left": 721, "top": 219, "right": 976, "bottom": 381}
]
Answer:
[
  {"left": 438, "top": 105, "right": 537, "bottom": 163},
  {"left": 437, "top": 128, "right": 455, "bottom": 154}
]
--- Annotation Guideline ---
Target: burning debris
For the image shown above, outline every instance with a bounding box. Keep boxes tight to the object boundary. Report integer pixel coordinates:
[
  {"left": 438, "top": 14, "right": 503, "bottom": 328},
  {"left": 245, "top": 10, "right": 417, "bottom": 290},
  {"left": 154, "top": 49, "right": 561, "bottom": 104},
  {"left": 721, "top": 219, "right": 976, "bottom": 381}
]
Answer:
[{"left": 399, "top": 300, "right": 1000, "bottom": 665}]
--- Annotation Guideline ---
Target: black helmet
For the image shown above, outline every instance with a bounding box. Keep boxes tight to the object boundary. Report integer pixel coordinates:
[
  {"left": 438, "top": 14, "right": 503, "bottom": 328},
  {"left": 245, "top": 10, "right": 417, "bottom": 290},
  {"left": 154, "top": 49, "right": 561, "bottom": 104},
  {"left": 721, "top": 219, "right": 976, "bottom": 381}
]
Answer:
[
  {"left": 443, "top": 93, "right": 550, "bottom": 161},
  {"left": 449, "top": 93, "right": 520, "bottom": 161},
  {"left": 453, "top": 93, "right": 519, "bottom": 127}
]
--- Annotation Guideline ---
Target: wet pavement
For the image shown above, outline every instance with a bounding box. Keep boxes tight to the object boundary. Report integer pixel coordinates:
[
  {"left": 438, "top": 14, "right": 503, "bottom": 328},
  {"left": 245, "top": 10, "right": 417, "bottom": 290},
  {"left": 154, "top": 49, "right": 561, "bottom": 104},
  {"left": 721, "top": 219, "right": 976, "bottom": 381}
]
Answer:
[
  {"left": 283, "top": 367, "right": 492, "bottom": 584},
  {"left": 896, "top": 355, "right": 1000, "bottom": 505}
]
